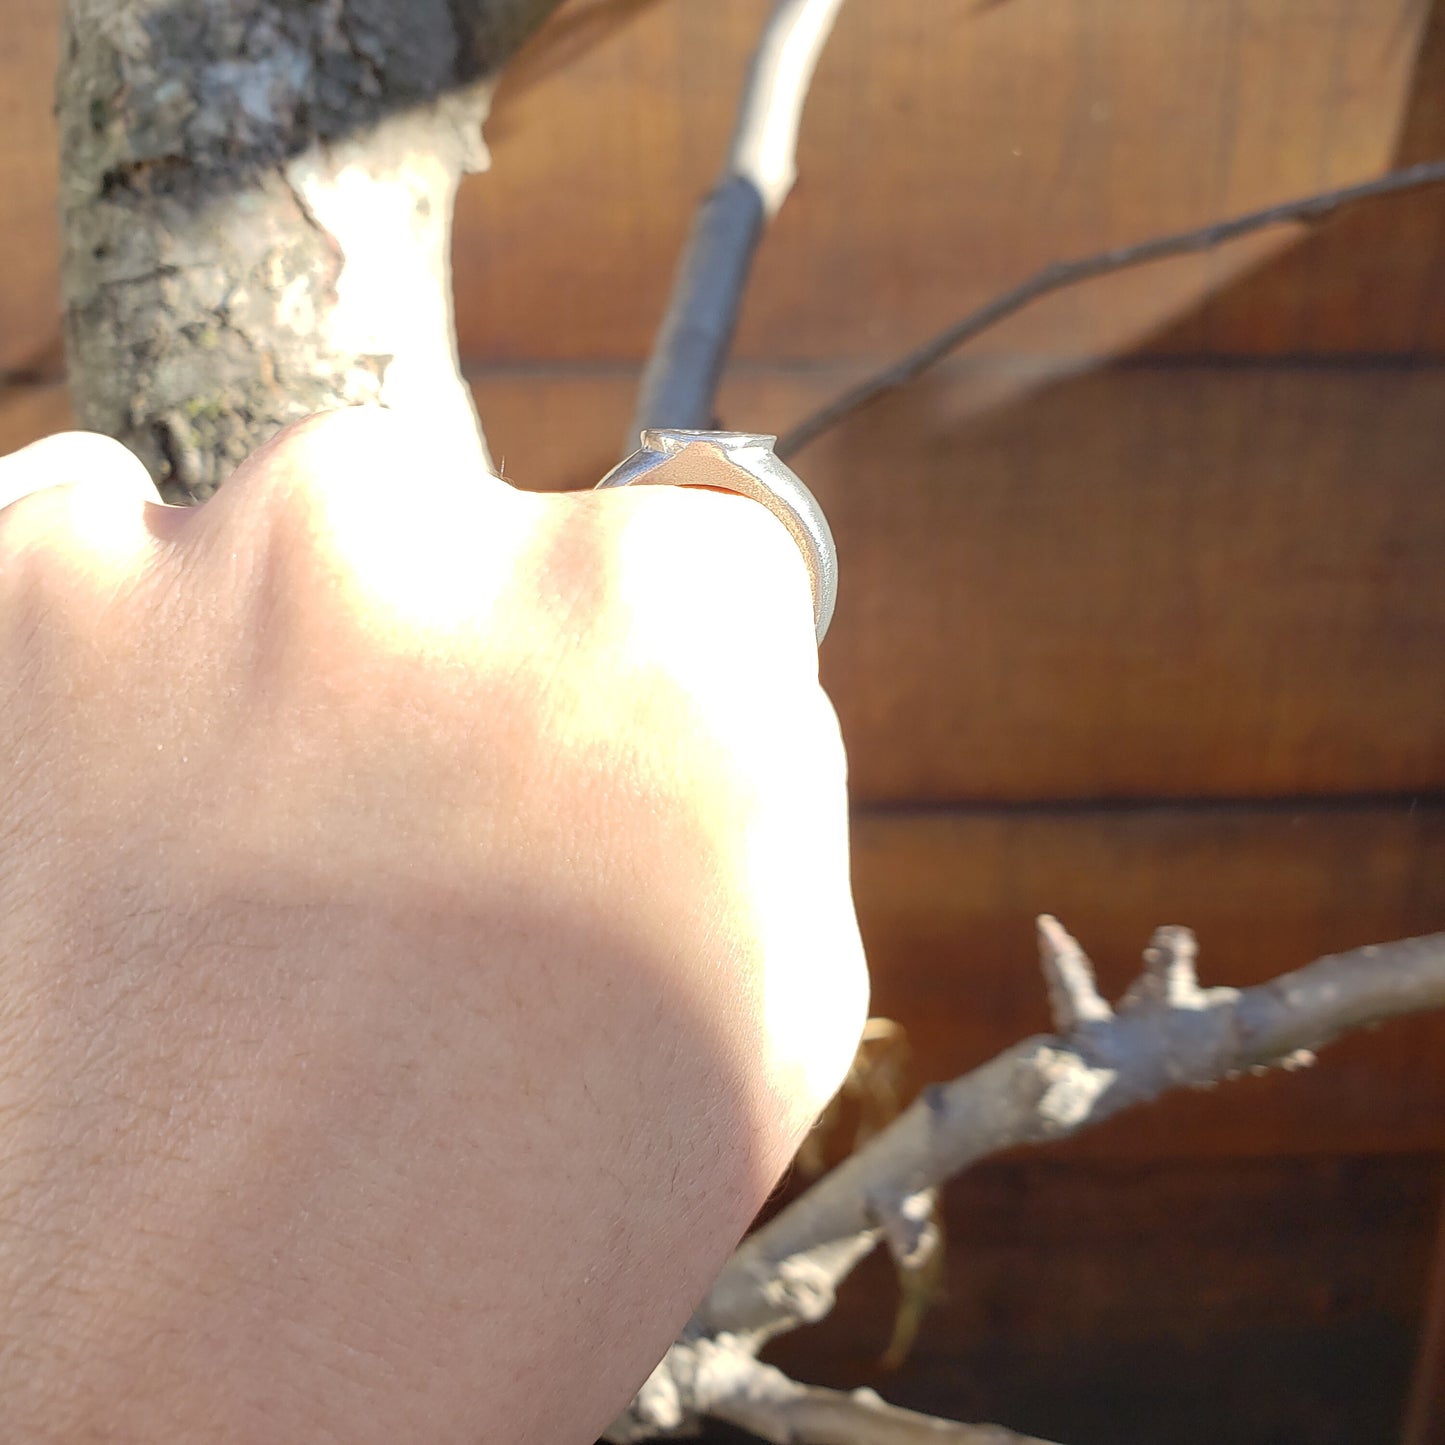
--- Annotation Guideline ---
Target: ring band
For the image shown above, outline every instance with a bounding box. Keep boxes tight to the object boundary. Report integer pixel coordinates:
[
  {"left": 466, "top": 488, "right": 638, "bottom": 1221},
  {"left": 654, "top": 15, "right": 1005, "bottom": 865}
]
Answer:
[{"left": 595, "top": 430, "right": 838, "bottom": 644}]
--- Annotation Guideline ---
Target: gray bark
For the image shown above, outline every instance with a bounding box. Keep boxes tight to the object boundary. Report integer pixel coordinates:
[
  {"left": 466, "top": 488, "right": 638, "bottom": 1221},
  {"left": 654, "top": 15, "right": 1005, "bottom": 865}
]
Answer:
[
  {"left": 694, "top": 925, "right": 1445, "bottom": 1346},
  {"left": 605, "top": 925, "right": 1445, "bottom": 1443},
  {"left": 628, "top": 0, "right": 845, "bottom": 451},
  {"left": 630, "top": 174, "right": 765, "bottom": 443},
  {"left": 58, "top": 0, "right": 563, "bottom": 501}
]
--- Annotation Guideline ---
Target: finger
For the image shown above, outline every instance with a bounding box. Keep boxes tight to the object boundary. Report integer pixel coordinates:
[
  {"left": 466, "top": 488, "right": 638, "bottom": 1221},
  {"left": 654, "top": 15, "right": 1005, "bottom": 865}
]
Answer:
[
  {"left": 0, "top": 431, "right": 162, "bottom": 513},
  {"left": 602, "top": 481, "right": 821, "bottom": 683},
  {"left": 201, "top": 406, "right": 511, "bottom": 513},
  {"left": 597, "top": 435, "right": 836, "bottom": 642},
  {"left": 189, "top": 406, "right": 518, "bottom": 554},
  {"left": 183, "top": 407, "right": 534, "bottom": 624},
  {"left": 0, "top": 432, "right": 173, "bottom": 579}
]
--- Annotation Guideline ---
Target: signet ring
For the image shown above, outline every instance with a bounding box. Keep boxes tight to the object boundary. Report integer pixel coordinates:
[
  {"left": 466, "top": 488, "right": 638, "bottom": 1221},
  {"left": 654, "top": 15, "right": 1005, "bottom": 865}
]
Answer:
[{"left": 595, "top": 429, "right": 838, "bottom": 644}]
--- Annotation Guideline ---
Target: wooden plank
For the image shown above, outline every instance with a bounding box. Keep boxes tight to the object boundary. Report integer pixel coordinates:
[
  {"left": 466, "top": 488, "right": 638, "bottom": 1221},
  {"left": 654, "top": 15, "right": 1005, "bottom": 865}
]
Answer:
[
  {"left": 0, "top": 382, "right": 70, "bottom": 450},
  {"left": 6, "top": 358, "right": 1445, "bottom": 803},
  {"left": 0, "top": 0, "right": 63, "bottom": 378},
  {"left": 1153, "top": 0, "right": 1445, "bottom": 360},
  {"left": 1405, "top": 1191, "right": 1445, "bottom": 1445},
  {"left": 848, "top": 803, "right": 1445, "bottom": 1160},
  {"left": 6, "top": 379, "right": 1442, "bottom": 1156},
  {"left": 471, "top": 0, "right": 1444, "bottom": 364},
  {"left": 789, "top": 363, "right": 1445, "bottom": 803},
  {"left": 4, "top": 0, "right": 1444, "bottom": 374},
  {"left": 473, "top": 363, "right": 1445, "bottom": 803},
  {"left": 751, "top": 1153, "right": 1441, "bottom": 1445}
]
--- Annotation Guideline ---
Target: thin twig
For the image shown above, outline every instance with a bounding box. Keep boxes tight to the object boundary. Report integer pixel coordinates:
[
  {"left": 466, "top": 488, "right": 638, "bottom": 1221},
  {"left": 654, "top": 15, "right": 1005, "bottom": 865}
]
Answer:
[
  {"left": 606, "top": 1339, "right": 1063, "bottom": 1444},
  {"left": 695, "top": 927, "right": 1445, "bottom": 1343},
  {"left": 699, "top": 1348, "right": 1062, "bottom": 1445},
  {"left": 493, "top": 0, "right": 669, "bottom": 112},
  {"left": 776, "top": 158, "right": 1445, "bottom": 458},
  {"left": 629, "top": 0, "right": 846, "bottom": 443},
  {"left": 1038, "top": 913, "right": 1112, "bottom": 1031}
]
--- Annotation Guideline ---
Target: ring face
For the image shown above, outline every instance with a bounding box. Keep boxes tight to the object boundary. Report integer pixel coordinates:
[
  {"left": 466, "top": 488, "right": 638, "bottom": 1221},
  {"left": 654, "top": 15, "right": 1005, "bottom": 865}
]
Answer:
[{"left": 595, "top": 430, "right": 838, "bottom": 644}]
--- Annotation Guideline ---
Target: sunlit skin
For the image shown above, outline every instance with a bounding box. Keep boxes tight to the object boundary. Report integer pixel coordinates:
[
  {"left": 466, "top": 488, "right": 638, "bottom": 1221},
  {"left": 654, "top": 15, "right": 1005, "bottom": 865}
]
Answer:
[{"left": 0, "top": 409, "right": 868, "bottom": 1444}]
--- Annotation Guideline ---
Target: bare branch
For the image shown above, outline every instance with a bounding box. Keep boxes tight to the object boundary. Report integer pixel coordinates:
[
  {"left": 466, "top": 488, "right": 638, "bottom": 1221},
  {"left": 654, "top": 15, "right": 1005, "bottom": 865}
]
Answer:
[
  {"left": 698, "top": 1348, "right": 1063, "bottom": 1445},
  {"left": 877, "top": 1188, "right": 945, "bottom": 1371},
  {"left": 1121, "top": 925, "right": 1239, "bottom": 1013},
  {"left": 630, "top": 0, "right": 846, "bottom": 441},
  {"left": 608, "top": 1340, "right": 1064, "bottom": 1444},
  {"left": 60, "top": 0, "right": 566, "bottom": 499},
  {"left": 1037, "top": 914, "right": 1112, "bottom": 1031},
  {"left": 695, "top": 929, "right": 1445, "bottom": 1343},
  {"left": 776, "top": 158, "right": 1445, "bottom": 459},
  {"left": 876, "top": 1187, "right": 939, "bottom": 1272}
]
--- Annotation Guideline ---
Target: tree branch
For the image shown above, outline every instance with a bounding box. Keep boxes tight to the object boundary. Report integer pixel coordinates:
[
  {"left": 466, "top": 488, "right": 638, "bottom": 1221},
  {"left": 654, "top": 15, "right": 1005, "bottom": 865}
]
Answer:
[
  {"left": 775, "top": 158, "right": 1445, "bottom": 459},
  {"left": 1037, "top": 913, "right": 1112, "bottom": 1031},
  {"left": 606, "top": 1339, "right": 1063, "bottom": 1445},
  {"left": 694, "top": 925, "right": 1445, "bottom": 1344},
  {"left": 629, "top": 0, "right": 846, "bottom": 442},
  {"left": 60, "top": 0, "right": 565, "bottom": 500},
  {"left": 699, "top": 1348, "right": 1062, "bottom": 1445}
]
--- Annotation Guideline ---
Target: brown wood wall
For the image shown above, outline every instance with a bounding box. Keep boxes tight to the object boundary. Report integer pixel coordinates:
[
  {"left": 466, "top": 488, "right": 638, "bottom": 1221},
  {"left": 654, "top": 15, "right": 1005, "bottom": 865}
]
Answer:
[{"left": 3, "top": 2, "right": 1444, "bottom": 1441}]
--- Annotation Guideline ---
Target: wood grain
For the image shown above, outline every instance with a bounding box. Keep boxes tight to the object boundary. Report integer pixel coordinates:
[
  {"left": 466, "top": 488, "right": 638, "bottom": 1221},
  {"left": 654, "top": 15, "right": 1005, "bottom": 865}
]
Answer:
[
  {"left": 470, "top": 0, "right": 1440, "bottom": 363},
  {"left": 789, "top": 363, "right": 1445, "bottom": 803},
  {"left": 2, "top": 6, "right": 1443, "bottom": 1442},
  {"left": 1404, "top": 1199, "right": 1445, "bottom": 1445},
  {"left": 3, "top": 0, "right": 1444, "bottom": 377},
  {"left": 0, "top": 0, "right": 63, "bottom": 378},
  {"left": 848, "top": 802, "right": 1445, "bottom": 1160},
  {"left": 752, "top": 1153, "right": 1441, "bottom": 1445},
  {"left": 487, "top": 362, "right": 1445, "bottom": 805},
  {"left": 0, "top": 384, "right": 68, "bottom": 448},
  {"left": 7, "top": 359, "right": 1444, "bottom": 804},
  {"left": 7, "top": 386, "right": 1439, "bottom": 1160}
]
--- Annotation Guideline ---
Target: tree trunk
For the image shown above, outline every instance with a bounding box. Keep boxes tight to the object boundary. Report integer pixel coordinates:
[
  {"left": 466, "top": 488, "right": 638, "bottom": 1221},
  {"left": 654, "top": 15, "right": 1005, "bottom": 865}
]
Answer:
[{"left": 58, "top": 0, "right": 563, "bottom": 502}]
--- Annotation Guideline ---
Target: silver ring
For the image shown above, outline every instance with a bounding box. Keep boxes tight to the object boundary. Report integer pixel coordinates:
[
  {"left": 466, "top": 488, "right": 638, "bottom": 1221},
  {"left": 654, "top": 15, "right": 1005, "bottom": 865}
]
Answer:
[{"left": 595, "top": 430, "right": 837, "bottom": 644}]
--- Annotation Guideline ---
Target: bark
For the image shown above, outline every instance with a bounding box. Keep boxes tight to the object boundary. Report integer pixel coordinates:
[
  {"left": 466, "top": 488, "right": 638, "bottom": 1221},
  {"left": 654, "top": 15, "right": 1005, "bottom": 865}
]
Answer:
[
  {"left": 605, "top": 924, "right": 1445, "bottom": 1442},
  {"left": 694, "top": 924, "right": 1445, "bottom": 1346},
  {"left": 58, "top": 0, "right": 563, "bottom": 501},
  {"left": 606, "top": 1340, "right": 1060, "bottom": 1445},
  {"left": 776, "top": 158, "right": 1445, "bottom": 460}
]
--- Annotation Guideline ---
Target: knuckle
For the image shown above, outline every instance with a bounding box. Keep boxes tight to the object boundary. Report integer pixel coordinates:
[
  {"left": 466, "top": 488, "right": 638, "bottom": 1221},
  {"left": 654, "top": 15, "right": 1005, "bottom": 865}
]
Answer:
[
  {"left": 243, "top": 407, "right": 407, "bottom": 536},
  {"left": 231, "top": 407, "right": 510, "bottom": 592},
  {"left": 43, "top": 430, "right": 156, "bottom": 491},
  {"left": 519, "top": 491, "right": 621, "bottom": 645},
  {"left": 607, "top": 487, "right": 817, "bottom": 663},
  {"left": 227, "top": 410, "right": 423, "bottom": 624},
  {"left": 0, "top": 484, "right": 66, "bottom": 566},
  {"left": 510, "top": 488, "right": 828, "bottom": 800},
  {"left": 0, "top": 484, "right": 155, "bottom": 718},
  {"left": 0, "top": 432, "right": 159, "bottom": 585},
  {"left": 0, "top": 480, "right": 136, "bottom": 587},
  {"left": 215, "top": 409, "right": 530, "bottom": 693},
  {"left": 0, "top": 431, "right": 155, "bottom": 509}
]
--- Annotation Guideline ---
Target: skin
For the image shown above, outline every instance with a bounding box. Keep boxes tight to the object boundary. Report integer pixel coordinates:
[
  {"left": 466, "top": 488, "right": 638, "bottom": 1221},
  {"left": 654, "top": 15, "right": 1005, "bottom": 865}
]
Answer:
[{"left": 0, "top": 409, "right": 867, "bottom": 1443}]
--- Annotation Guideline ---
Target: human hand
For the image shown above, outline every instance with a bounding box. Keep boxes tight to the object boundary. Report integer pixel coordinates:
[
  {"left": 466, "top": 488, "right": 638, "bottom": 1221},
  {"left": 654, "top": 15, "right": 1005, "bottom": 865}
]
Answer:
[{"left": 0, "top": 410, "right": 867, "bottom": 1443}]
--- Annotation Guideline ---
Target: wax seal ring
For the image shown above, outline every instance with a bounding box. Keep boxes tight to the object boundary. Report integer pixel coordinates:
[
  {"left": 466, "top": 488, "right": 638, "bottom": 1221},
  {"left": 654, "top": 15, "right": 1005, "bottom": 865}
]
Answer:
[{"left": 596, "top": 429, "right": 838, "bottom": 644}]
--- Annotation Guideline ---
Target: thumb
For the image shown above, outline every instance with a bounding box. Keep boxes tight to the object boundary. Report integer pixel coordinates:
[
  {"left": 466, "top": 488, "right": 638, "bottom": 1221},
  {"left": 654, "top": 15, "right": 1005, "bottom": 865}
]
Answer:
[
  {"left": 0, "top": 432, "right": 170, "bottom": 576},
  {"left": 0, "top": 431, "right": 163, "bottom": 513}
]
